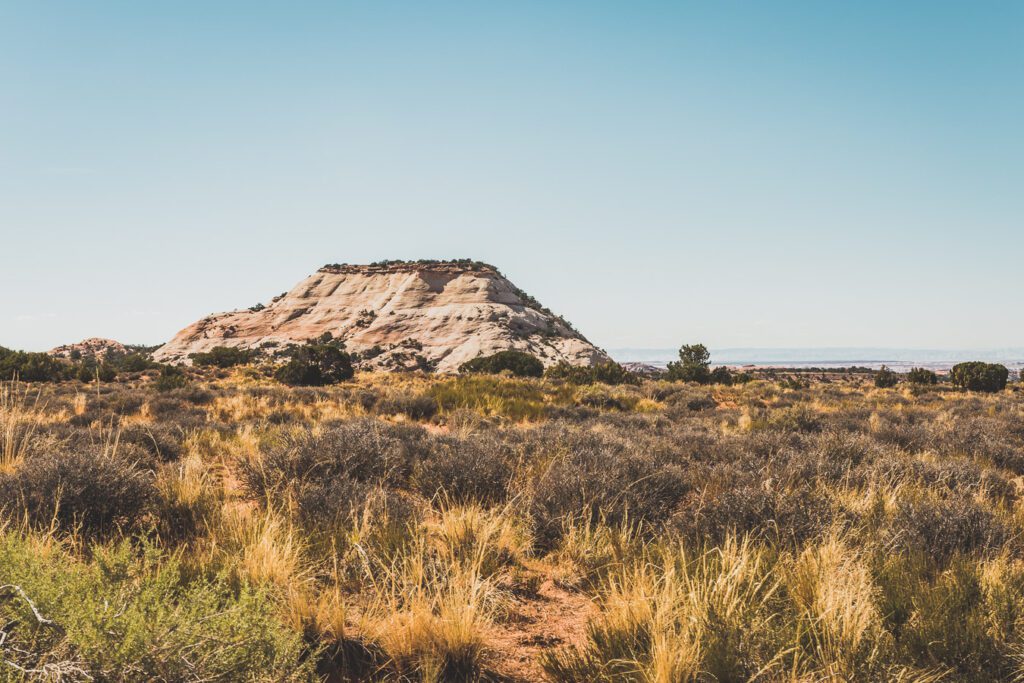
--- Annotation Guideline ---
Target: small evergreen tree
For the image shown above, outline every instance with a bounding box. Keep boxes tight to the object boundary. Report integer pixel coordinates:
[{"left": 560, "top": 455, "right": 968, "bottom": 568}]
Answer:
[
  {"left": 949, "top": 362, "right": 1009, "bottom": 392},
  {"left": 275, "top": 343, "right": 354, "bottom": 386},
  {"left": 666, "top": 343, "right": 712, "bottom": 384},
  {"left": 545, "top": 361, "right": 638, "bottom": 385},
  {"left": 709, "top": 366, "right": 733, "bottom": 385},
  {"left": 189, "top": 346, "right": 256, "bottom": 368},
  {"left": 874, "top": 365, "right": 898, "bottom": 388},
  {"left": 155, "top": 365, "right": 189, "bottom": 392},
  {"left": 459, "top": 350, "right": 544, "bottom": 378},
  {"left": 907, "top": 367, "right": 938, "bottom": 385}
]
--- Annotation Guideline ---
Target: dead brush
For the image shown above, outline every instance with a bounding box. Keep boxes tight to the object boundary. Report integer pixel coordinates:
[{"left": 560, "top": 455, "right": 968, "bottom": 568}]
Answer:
[{"left": 0, "top": 380, "right": 44, "bottom": 474}]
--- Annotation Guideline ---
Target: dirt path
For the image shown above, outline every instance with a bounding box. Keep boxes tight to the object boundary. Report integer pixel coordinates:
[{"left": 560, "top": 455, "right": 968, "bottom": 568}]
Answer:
[{"left": 488, "top": 576, "right": 594, "bottom": 681}]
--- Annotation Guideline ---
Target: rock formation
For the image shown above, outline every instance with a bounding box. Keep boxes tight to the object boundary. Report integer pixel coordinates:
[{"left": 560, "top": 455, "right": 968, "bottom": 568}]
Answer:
[
  {"left": 49, "top": 337, "right": 128, "bottom": 360},
  {"left": 153, "top": 260, "right": 610, "bottom": 372}
]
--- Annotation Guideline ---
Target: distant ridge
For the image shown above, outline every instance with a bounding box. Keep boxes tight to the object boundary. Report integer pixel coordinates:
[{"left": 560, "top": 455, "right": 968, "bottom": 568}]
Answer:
[{"left": 610, "top": 347, "right": 1024, "bottom": 371}]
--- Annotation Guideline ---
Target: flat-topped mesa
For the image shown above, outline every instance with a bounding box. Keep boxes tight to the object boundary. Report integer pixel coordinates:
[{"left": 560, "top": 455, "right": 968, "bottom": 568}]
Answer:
[
  {"left": 319, "top": 259, "right": 499, "bottom": 276},
  {"left": 153, "top": 260, "right": 611, "bottom": 372}
]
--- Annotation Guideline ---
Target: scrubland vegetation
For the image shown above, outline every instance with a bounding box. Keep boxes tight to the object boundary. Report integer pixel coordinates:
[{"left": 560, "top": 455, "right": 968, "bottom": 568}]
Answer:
[{"left": 3, "top": 360, "right": 1024, "bottom": 681}]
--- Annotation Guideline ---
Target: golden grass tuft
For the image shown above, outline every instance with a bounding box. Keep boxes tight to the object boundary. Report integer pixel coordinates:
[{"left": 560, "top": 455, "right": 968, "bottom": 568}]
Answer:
[
  {"left": 0, "top": 381, "right": 43, "bottom": 474},
  {"left": 787, "top": 534, "right": 888, "bottom": 677},
  {"left": 219, "top": 507, "right": 309, "bottom": 587}
]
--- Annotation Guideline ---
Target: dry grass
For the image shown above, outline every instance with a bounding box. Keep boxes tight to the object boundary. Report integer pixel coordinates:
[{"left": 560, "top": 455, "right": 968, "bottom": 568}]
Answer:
[
  {"left": 5, "top": 372, "right": 1024, "bottom": 681},
  {"left": 0, "top": 380, "right": 43, "bottom": 473}
]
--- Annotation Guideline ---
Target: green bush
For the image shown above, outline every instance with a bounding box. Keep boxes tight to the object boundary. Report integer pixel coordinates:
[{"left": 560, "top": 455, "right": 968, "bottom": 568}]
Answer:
[
  {"left": 0, "top": 530, "right": 311, "bottom": 680},
  {"left": 274, "top": 343, "right": 354, "bottom": 386},
  {"left": 949, "top": 362, "right": 1009, "bottom": 393},
  {"left": 77, "top": 362, "right": 117, "bottom": 382},
  {"left": 117, "top": 353, "right": 154, "bottom": 372},
  {"left": 907, "top": 367, "right": 938, "bottom": 385},
  {"left": 0, "top": 346, "right": 69, "bottom": 382},
  {"left": 709, "top": 366, "right": 733, "bottom": 385},
  {"left": 154, "top": 365, "right": 189, "bottom": 392},
  {"left": 189, "top": 345, "right": 257, "bottom": 368},
  {"left": 459, "top": 350, "right": 544, "bottom": 378},
  {"left": 376, "top": 393, "right": 439, "bottom": 420},
  {"left": 545, "top": 361, "right": 638, "bottom": 385},
  {"left": 666, "top": 343, "right": 712, "bottom": 384},
  {"left": 874, "top": 365, "right": 898, "bottom": 388}
]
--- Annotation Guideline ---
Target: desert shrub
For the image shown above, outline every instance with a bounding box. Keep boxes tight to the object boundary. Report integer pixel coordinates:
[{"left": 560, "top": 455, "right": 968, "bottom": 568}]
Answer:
[
  {"left": 239, "top": 420, "right": 431, "bottom": 524},
  {"left": 189, "top": 345, "right": 256, "bottom": 368},
  {"left": 907, "top": 367, "right": 938, "bottom": 385},
  {"left": 577, "top": 385, "right": 637, "bottom": 411},
  {"left": 775, "top": 430, "right": 881, "bottom": 486},
  {"left": 0, "top": 445, "right": 155, "bottom": 537},
  {"left": 0, "top": 530, "right": 311, "bottom": 680},
  {"left": 117, "top": 352, "right": 154, "bottom": 372},
  {"left": 106, "top": 389, "right": 147, "bottom": 415},
  {"left": 376, "top": 393, "right": 439, "bottom": 420},
  {"left": 709, "top": 365, "right": 733, "bottom": 385},
  {"left": 412, "top": 434, "right": 514, "bottom": 506},
  {"left": 545, "top": 361, "right": 638, "bottom": 385},
  {"left": 119, "top": 422, "right": 185, "bottom": 462},
  {"left": 520, "top": 427, "right": 690, "bottom": 549},
  {"left": 672, "top": 478, "right": 834, "bottom": 546},
  {"left": 76, "top": 362, "right": 117, "bottom": 382},
  {"left": 767, "top": 404, "right": 822, "bottom": 432},
  {"left": 170, "top": 385, "right": 216, "bottom": 405},
  {"left": 665, "top": 343, "right": 711, "bottom": 384},
  {"left": 459, "top": 350, "right": 544, "bottom": 378},
  {"left": 889, "top": 493, "right": 1008, "bottom": 563},
  {"left": 154, "top": 364, "right": 189, "bottom": 392},
  {"left": 662, "top": 385, "right": 717, "bottom": 412},
  {"left": 275, "top": 343, "right": 354, "bottom": 386},
  {"left": 874, "top": 365, "right": 898, "bottom": 388},
  {"left": 153, "top": 455, "right": 222, "bottom": 544},
  {"left": 950, "top": 362, "right": 1009, "bottom": 393}
]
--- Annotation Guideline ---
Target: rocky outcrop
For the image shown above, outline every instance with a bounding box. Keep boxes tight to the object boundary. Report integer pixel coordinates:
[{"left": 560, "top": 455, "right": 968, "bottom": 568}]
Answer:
[
  {"left": 153, "top": 261, "right": 610, "bottom": 372},
  {"left": 49, "top": 338, "right": 128, "bottom": 360}
]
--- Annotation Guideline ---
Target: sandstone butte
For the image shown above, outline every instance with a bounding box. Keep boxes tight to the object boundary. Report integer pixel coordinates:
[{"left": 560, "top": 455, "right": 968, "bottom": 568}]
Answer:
[{"left": 153, "top": 260, "right": 611, "bottom": 373}]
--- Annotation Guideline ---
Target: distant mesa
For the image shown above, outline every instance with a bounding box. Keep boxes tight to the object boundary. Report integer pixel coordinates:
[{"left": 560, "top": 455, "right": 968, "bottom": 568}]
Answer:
[
  {"left": 620, "top": 362, "right": 662, "bottom": 376},
  {"left": 153, "top": 259, "right": 611, "bottom": 373},
  {"left": 49, "top": 337, "right": 128, "bottom": 360}
]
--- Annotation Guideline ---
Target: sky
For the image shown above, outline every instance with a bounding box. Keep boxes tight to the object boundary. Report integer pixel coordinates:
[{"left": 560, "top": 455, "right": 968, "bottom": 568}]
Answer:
[{"left": 2, "top": 1, "right": 1022, "bottom": 353}]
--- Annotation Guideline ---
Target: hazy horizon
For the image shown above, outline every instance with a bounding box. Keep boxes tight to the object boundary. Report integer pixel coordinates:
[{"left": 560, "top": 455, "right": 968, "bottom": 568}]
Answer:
[{"left": 3, "top": 2, "right": 1022, "bottom": 352}]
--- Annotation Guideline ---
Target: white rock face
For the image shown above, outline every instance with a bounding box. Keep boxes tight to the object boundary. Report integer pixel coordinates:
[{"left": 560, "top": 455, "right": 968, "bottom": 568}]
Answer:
[{"left": 153, "top": 262, "right": 611, "bottom": 372}]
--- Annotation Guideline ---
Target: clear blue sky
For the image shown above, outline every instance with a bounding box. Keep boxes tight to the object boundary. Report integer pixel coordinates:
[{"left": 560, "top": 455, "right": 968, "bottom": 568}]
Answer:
[{"left": 2, "top": 1, "right": 1022, "bottom": 352}]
